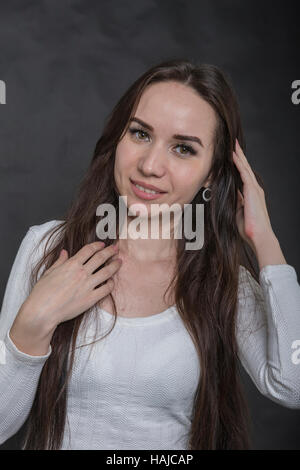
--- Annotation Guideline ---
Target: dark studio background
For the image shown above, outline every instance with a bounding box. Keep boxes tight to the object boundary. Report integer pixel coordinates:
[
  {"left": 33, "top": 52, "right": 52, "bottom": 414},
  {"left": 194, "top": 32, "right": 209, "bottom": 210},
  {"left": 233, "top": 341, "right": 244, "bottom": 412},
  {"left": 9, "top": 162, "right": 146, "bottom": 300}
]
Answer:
[{"left": 0, "top": 0, "right": 299, "bottom": 450}]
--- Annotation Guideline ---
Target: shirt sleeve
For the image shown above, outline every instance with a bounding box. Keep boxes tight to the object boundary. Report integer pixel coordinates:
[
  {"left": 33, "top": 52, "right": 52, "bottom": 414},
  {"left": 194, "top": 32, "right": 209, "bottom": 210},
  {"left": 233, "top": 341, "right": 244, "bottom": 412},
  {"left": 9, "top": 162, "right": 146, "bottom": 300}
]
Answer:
[
  {"left": 0, "top": 226, "right": 52, "bottom": 445},
  {"left": 236, "top": 263, "right": 300, "bottom": 409}
]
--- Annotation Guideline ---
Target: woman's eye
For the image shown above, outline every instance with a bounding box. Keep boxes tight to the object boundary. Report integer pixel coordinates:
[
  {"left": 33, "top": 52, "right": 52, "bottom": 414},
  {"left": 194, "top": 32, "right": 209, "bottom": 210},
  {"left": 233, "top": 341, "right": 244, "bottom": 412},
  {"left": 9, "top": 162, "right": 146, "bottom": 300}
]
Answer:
[
  {"left": 175, "top": 144, "right": 197, "bottom": 156},
  {"left": 128, "top": 127, "right": 197, "bottom": 157},
  {"left": 129, "top": 128, "right": 149, "bottom": 141}
]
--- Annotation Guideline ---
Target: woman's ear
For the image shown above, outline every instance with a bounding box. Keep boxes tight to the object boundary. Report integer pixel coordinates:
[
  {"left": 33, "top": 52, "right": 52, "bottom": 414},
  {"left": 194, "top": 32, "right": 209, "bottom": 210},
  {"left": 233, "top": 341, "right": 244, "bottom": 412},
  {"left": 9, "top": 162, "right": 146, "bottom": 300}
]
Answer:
[
  {"left": 203, "top": 176, "right": 212, "bottom": 189},
  {"left": 202, "top": 168, "right": 213, "bottom": 189}
]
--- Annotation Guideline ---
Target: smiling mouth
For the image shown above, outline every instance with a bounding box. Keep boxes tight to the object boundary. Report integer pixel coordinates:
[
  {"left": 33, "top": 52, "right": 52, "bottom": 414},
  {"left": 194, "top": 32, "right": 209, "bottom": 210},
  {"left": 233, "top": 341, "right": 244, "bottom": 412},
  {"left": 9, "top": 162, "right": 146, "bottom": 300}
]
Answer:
[
  {"left": 133, "top": 183, "right": 161, "bottom": 194},
  {"left": 129, "top": 181, "right": 167, "bottom": 201},
  {"left": 130, "top": 179, "right": 166, "bottom": 194}
]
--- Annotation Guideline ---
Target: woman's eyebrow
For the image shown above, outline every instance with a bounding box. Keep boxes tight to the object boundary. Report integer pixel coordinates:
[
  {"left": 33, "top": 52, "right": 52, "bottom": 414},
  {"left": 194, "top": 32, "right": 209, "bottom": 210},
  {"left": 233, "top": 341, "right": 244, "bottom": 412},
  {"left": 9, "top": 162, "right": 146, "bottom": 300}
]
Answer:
[{"left": 129, "top": 117, "right": 204, "bottom": 148}]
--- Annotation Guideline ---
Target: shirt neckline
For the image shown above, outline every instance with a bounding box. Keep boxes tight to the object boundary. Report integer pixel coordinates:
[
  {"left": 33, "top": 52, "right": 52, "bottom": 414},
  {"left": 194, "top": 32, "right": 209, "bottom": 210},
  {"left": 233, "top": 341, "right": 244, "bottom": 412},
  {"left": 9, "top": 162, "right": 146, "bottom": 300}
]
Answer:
[{"left": 98, "top": 304, "right": 178, "bottom": 326}]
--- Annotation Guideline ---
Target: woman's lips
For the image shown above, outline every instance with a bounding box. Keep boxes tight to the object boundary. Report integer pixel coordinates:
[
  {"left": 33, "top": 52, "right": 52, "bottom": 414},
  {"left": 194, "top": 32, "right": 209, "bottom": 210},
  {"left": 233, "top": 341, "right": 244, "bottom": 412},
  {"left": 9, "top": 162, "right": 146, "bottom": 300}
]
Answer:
[{"left": 130, "top": 180, "right": 166, "bottom": 200}]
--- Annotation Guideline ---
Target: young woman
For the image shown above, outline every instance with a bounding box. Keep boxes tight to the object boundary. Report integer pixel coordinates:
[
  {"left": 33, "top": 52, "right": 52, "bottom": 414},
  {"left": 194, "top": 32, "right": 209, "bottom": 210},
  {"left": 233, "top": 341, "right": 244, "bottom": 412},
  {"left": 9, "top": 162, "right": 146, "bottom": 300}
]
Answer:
[{"left": 0, "top": 59, "right": 299, "bottom": 450}]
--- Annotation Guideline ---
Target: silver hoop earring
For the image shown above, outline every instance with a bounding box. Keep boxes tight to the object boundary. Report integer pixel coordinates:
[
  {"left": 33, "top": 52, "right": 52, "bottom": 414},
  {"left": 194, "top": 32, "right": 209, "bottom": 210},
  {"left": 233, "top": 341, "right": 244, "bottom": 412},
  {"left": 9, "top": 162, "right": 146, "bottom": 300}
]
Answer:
[{"left": 202, "top": 187, "right": 212, "bottom": 202}]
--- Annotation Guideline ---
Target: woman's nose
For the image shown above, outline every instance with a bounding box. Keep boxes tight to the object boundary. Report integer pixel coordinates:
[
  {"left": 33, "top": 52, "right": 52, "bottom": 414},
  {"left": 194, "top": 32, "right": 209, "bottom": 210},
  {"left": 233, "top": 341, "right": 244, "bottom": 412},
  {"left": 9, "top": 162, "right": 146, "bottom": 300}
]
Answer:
[{"left": 137, "top": 145, "right": 166, "bottom": 177}]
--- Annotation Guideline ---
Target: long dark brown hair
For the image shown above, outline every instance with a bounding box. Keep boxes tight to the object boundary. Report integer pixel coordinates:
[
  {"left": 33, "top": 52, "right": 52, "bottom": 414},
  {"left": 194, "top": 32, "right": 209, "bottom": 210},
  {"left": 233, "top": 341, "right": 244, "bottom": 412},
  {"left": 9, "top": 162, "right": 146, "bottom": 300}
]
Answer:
[{"left": 22, "top": 59, "right": 265, "bottom": 450}]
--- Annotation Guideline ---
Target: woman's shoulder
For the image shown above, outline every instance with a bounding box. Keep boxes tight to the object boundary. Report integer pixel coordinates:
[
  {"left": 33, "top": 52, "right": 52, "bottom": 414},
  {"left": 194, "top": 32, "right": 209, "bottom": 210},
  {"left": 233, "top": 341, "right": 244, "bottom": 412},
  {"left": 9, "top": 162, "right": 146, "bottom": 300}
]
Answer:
[
  {"left": 26, "top": 219, "right": 65, "bottom": 268},
  {"left": 29, "top": 219, "right": 65, "bottom": 239}
]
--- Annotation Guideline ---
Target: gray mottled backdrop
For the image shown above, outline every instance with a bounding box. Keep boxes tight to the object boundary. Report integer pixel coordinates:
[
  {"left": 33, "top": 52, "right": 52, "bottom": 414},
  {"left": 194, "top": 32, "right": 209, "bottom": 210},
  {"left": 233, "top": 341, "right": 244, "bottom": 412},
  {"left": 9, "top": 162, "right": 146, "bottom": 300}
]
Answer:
[{"left": 0, "top": 0, "right": 299, "bottom": 450}]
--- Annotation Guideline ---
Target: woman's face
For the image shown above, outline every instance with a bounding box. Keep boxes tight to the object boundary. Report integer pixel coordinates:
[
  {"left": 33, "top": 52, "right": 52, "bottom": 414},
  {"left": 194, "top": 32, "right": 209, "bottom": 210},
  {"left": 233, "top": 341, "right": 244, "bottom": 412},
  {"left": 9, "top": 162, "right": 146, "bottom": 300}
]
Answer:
[{"left": 114, "top": 81, "right": 217, "bottom": 216}]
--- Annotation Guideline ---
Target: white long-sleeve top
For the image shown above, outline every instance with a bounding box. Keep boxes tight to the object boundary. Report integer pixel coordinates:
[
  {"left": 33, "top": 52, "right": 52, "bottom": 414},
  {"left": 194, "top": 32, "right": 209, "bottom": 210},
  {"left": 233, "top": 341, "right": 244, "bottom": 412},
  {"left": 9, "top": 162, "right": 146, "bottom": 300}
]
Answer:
[{"left": 0, "top": 219, "right": 300, "bottom": 450}]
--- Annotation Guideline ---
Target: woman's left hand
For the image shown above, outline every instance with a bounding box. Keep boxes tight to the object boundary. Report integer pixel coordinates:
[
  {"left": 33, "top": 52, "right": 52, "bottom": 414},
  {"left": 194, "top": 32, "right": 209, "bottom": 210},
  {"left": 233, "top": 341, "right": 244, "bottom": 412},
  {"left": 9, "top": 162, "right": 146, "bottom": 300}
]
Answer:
[{"left": 233, "top": 138, "right": 274, "bottom": 254}]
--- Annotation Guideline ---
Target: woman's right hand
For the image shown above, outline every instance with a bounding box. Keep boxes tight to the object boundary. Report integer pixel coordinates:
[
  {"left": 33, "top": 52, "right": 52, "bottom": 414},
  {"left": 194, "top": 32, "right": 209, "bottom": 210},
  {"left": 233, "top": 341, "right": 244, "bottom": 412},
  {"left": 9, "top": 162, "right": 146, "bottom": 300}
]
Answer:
[
  {"left": 9, "top": 241, "right": 121, "bottom": 356},
  {"left": 21, "top": 241, "right": 122, "bottom": 327}
]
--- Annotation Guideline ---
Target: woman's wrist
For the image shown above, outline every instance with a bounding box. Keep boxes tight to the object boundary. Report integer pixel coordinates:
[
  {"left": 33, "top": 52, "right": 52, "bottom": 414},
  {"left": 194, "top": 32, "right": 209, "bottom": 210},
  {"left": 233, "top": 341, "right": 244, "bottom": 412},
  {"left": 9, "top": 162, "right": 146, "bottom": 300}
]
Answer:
[
  {"left": 253, "top": 231, "right": 287, "bottom": 271},
  {"left": 9, "top": 302, "right": 57, "bottom": 356}
]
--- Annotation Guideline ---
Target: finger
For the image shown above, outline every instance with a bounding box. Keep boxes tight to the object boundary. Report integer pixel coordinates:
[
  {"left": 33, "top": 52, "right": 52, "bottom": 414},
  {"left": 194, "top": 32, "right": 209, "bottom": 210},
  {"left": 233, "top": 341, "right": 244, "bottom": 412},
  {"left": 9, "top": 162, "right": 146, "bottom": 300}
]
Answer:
[
  {"left": 235, "top": 139, "right": 258, "bottom": 185},
  {"left": 44, "top": 249, "right": 68, "bottom": 275},
  {"left": 72, "top": 241, "right": 106, "bottom": 264},
  {"left": 237, "top": 189, "right": 244, "bottom": 210},
  {"left": 89, "top": 278, "right": 115, "bottom": 305},
  {"left": 90, "top": 258, "right": 122, "bottom": 288},
  {"left": 233, "top": 151, "right": 254, "bottom": 185},
  {"left": 237, "top": 189, "right": 244, "bottom": 202},
  {"left": 83, "top": 244, "right": 119, "bottom": 275}
]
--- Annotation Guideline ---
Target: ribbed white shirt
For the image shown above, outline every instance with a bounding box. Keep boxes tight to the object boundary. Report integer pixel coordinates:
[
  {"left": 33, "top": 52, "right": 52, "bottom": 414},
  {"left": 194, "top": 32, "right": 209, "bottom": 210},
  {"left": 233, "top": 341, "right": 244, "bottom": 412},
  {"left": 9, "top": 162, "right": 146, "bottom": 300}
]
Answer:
[{"left": 0, "top": 220, "right": 300, "bottom": 449}]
